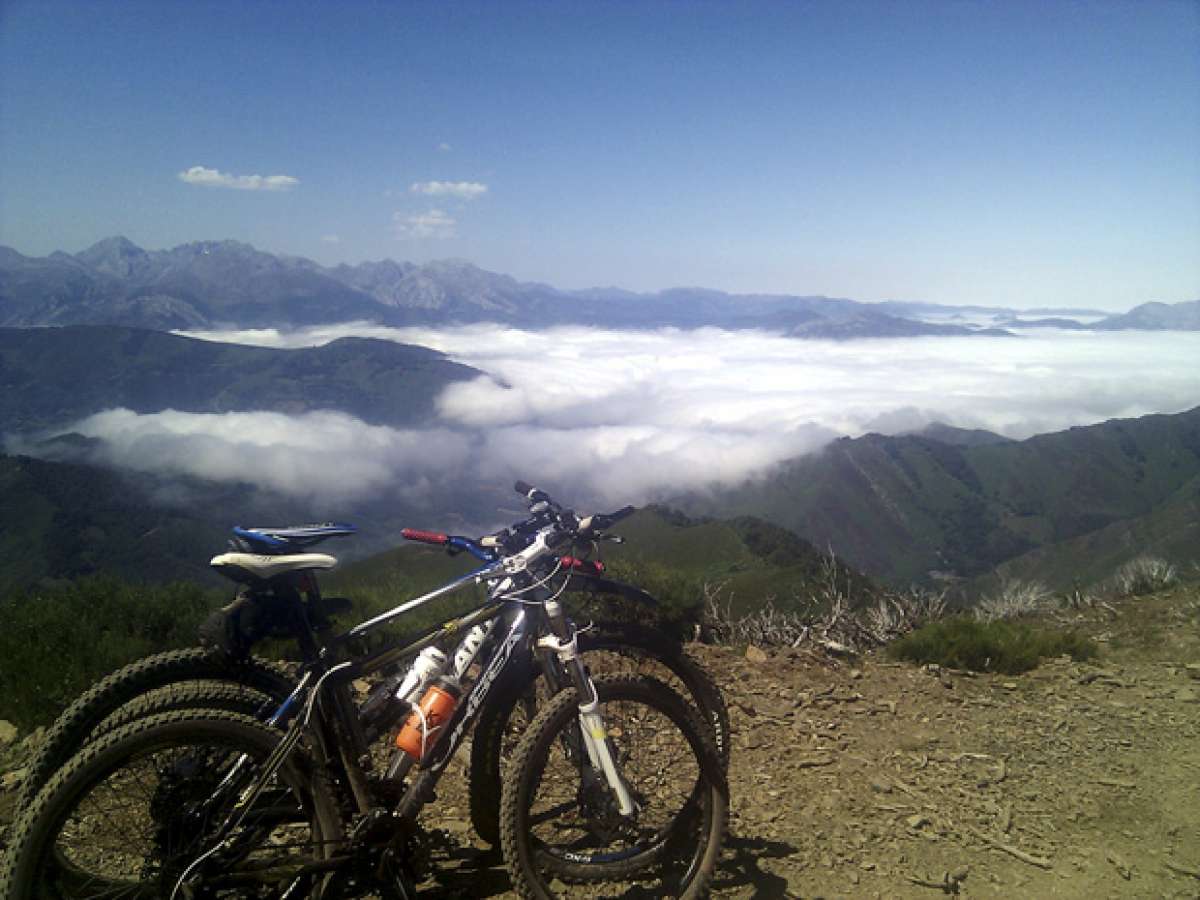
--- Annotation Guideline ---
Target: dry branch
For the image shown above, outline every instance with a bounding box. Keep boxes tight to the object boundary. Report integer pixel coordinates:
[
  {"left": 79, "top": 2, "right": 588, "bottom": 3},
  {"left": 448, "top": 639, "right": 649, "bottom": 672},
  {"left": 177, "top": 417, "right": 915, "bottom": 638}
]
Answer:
[
  {"left": 964, "top": 824, "right": 1053, "bottom": 870},
  {"left": 1166, "top": 860, "right": 1200, "bottom": 879}
]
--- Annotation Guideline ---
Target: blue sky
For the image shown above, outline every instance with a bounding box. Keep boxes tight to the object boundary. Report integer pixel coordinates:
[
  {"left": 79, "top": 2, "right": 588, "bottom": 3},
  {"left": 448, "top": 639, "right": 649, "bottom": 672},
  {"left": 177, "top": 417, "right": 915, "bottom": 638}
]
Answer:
[{"left": 1, "top": 0, "right": 1196, "bottom": 310}]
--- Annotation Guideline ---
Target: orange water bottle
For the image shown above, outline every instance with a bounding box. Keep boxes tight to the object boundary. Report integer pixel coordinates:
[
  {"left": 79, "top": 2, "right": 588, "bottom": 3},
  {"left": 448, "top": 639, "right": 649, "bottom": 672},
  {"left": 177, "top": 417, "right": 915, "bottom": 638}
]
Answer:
[{"left": 395, "top": 678, "right": 461, "bottom": 761}]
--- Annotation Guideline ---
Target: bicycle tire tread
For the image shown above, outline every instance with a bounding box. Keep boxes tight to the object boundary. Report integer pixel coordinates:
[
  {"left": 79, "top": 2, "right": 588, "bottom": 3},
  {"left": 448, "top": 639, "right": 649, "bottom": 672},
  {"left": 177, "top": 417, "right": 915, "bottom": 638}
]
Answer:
[
  {"left": 3, "top": 710, "right": 248, "bottom": 896},
  {"left": 469, "top": 626, "right": 730, "bottom": 846},
  {"left": 15, "top": 648, "right": 292, "bottom": 812},
  {"left": 498, "top": 674, "right": 728, "bottom": 899},
  {"left": 92, "top": 680, "right": 275, "bottom": 738}
]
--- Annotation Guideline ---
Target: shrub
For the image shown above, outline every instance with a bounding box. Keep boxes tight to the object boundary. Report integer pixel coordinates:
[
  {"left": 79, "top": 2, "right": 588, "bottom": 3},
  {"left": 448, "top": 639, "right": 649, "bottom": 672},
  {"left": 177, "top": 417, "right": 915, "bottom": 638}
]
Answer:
[
  {"left": 974, "top": 579, "right": 1051, "bottom": 622},
  {"left": 887, "top": 616, "right": 1097, "bottom": 675},
  {"left": 1112, "top": 556, "right": 1176, "bottom": 596},
  {"left": 702, "top": 590, "right": 809, "bottom": 647},
  {"left": 598, "top": 558, "right": 706, "bottom": 627},
  {"left": 0, "top": 576, "right": 221, "bottom": 729},
  {"left": 864, "top": 588, "right": 948, "bottom": 642}
]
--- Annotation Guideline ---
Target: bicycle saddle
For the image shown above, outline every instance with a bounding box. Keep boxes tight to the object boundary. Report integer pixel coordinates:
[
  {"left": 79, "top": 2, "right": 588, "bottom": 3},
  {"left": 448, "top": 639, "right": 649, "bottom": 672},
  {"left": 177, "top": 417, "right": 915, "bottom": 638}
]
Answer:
[
  {"left": 231, "top": 523, "right": 357, "bottom": 555},
  {"left": 210, "top": 551, "right": 339, "bottom": 585}
]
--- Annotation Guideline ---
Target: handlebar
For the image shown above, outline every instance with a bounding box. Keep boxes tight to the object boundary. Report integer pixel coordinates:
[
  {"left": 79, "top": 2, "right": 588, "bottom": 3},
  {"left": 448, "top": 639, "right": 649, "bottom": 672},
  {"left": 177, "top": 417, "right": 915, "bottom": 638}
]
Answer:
[
  {"left": 403, "top": 481, "right": 636, "bottom": 577},
  {"left": 401, "top": 528, "right": 497, "bottom": 564},
  {"left": 511, "top": 481, "right": 634, "bottom": 533}
]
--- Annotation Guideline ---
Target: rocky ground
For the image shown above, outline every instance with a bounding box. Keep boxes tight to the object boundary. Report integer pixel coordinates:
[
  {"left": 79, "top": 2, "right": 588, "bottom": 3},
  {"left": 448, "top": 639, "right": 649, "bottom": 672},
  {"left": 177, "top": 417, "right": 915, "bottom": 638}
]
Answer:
[
  {"left": 695, "top": 585, "right": 1200, "bottom": 900},
  {"left": 3, "top": 584, "right": 1199, "bottom": 899}
]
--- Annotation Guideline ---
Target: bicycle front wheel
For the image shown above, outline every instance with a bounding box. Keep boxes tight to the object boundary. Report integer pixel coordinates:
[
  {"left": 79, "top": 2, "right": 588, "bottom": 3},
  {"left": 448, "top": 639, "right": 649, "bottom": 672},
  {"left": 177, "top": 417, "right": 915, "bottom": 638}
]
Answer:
[
  {"left": 469, "top": 624, "right": 730, "bottom": 846},
  {"left": 0, "top": 710, "right": 342, "bottom": 900},
  {"left": 498, "top": 675, "right": 728, "bottom": 899}
]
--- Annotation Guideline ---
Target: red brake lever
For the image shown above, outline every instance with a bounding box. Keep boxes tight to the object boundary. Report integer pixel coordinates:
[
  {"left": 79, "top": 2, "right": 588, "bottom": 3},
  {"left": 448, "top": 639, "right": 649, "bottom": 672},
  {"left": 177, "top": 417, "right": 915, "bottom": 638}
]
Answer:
[{"left": 560, "top": 555, "right": 605, "bottom": 575}]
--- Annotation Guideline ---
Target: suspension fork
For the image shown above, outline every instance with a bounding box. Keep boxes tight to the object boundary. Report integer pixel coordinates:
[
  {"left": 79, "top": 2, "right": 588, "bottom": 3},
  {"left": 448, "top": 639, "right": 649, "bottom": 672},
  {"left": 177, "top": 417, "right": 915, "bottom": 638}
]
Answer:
[{"left": 538, "top": 597, "right": 637, "bottom": 816}]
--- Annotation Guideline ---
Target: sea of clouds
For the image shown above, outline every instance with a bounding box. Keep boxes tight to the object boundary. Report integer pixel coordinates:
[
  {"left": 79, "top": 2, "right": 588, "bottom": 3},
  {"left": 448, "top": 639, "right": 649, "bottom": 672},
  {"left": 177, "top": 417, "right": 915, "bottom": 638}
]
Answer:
[{"left": 47, "top": 324, "right": 1200, "bottom": 508}]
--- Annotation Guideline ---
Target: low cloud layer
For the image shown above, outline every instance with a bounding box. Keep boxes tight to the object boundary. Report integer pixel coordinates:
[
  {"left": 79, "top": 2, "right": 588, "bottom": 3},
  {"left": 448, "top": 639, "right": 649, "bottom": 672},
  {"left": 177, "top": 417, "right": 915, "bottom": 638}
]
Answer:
[
  {"left": 178, "top": 165, "right": 299, "bottom": 191},
  {"left": 44, "top": 326, "right": 1200, "bottom": 510}
]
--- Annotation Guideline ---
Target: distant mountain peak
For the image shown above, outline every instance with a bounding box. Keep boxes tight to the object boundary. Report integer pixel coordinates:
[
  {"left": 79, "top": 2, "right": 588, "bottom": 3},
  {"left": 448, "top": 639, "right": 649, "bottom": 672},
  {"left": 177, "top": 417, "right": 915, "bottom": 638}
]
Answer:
[
  {"left": 75, "top": 236, "right": 152, "bottom": 279},
  {"left": 424, "top": 257, "right": 483, "bottom": 272},
  {"left": 169, "top": 239, "right": 262, "bottom": 257},
  {"left": 1094, "top": 299, "right": 1200, "bottom": 331},
  {"left": 912, "top": 422, "right": 1015, "bottom": 447},
  {"left": 80, "top": 235, "right": 143, "bottom": 255}
]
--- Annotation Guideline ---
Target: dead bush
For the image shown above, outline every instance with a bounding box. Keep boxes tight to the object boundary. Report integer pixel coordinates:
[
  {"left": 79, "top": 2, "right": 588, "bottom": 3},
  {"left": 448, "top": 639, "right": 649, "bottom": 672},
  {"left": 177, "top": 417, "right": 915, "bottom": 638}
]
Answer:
[
  {"left": 974, "top": 579, "right": 1051, "bottom": 622},
  {"left": 1112, "top": 556, "right": 1176, "bottom": 596},
  {"left": 700, "top": 553, "right": 948, "bottom": 655}
]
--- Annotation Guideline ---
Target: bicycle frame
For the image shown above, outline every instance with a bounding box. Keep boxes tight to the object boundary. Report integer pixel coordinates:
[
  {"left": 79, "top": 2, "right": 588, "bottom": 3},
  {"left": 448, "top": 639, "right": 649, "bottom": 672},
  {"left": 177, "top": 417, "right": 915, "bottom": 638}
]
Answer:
[
  {"left": 217, "top": 548, "right": 625, "bottom": 857},
  {"left": 169, "top": 498, "right": 651, "bottom": 895}
]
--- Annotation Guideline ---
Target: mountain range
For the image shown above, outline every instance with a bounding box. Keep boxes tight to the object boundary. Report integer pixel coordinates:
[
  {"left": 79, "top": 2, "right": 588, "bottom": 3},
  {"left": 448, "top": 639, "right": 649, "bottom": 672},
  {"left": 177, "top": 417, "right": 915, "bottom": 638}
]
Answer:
[
  {"left": 8, "top": 237, "right": 1192, "bottom": 337},
  {"left": 676, "top": 408, "right": 1200, "bottom": 591},
  {"left": 3, "top": 238, "right": 1198, "bottom": 601}
]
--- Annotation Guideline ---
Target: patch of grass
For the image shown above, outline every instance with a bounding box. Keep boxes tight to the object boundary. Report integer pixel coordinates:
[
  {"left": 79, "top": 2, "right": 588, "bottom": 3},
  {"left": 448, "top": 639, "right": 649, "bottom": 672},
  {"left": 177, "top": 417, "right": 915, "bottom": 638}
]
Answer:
[
  {"left": 887, "top": 616, "right": 1098, "bottom": 675},
  {"left": 0, "top": 576, "right": 222, "bottom": 729}
]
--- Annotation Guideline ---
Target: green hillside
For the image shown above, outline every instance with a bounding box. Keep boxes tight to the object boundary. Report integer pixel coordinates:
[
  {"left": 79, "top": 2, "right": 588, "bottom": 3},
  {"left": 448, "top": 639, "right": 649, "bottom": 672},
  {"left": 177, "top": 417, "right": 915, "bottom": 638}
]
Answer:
[
  {"left": 0, "top": 452, "right": 497, "bottom": 593},
  {"left": 326, "top": 506, "right": 879, "bottom": 637},
  {"left": 9, "top": 400, "right": 1199, "bottom": 612},
  {"left": 0, "top": 454, "right": 227, "bottom": 591},
  {"left": 680, "top": 407, "right": 1200, "bottom": 589},
  {"left": 977, "top": 473, "right": 1200, "bottom": 592},
  {"left": 0, "top": 325, "right": 478, "bottom": 432}
]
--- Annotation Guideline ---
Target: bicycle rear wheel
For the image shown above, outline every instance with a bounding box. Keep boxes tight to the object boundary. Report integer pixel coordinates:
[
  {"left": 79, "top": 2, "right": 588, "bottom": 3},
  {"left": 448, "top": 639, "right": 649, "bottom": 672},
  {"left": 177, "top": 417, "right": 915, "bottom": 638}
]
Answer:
[
  {"left": 498, "top": 675, "right": 727, "bottom": 899},
  {"left": 16, "top": 648, "right": 293, "bottom": 812},
  {"left": 0, "top": 710, "right": 341, "bottom": 900}
]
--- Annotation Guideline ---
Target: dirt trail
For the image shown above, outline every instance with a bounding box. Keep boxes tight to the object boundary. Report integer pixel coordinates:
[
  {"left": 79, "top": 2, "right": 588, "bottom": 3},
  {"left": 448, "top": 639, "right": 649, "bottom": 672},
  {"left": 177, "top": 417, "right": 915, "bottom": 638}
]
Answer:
[
  {"left": 689, "top": 585, "right": 1200, "bottom": 900},
  {"left": 2, "top": 586, "right": 1198, "bottom": 898},
  {"left": 419, "top": 586, "right": 1200, "bottom": 898}
]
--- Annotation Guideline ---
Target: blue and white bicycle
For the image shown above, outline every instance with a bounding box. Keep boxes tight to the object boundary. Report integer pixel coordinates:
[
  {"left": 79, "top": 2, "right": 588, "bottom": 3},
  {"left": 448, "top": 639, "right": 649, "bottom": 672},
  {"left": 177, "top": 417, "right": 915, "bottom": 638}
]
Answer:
[{"left": 3, "top": 482, "right": 729, "bottom": 899}]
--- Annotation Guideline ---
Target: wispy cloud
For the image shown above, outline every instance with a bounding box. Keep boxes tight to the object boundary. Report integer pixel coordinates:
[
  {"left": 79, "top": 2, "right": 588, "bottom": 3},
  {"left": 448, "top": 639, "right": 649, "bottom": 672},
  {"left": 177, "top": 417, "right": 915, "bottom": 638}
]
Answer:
[
  {"left": 410, "top": 180, "right": 488, "bottom": 200},
  {"left": 320, "top": 234, "right": 341, "bottom": 244},
  {"left": 178, "top": 165, "right": 299, "bottom": 191},
  {"left": 395, "top": 208, "right": 457, "bottom": 239}
]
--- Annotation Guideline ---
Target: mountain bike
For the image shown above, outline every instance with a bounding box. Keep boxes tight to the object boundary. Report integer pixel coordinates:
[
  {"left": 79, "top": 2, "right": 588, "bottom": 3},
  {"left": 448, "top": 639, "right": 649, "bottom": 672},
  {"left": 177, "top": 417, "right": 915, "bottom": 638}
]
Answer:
[
  {"left": 14, "top": 510, "right": 729, "bottom": 849},
  {"left": 2, "top": 483, "right": 729, "bottom": 898}
]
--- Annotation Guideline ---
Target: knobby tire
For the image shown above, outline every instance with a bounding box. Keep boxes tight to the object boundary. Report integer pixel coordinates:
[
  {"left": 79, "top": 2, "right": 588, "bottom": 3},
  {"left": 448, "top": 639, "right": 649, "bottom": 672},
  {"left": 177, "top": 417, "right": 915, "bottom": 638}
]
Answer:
[
  {"left": 498, "top": 675, "right": 728, "bottom": 899},
  {"left": 469, "top": 625, "right": 730, "bottom": 846}
]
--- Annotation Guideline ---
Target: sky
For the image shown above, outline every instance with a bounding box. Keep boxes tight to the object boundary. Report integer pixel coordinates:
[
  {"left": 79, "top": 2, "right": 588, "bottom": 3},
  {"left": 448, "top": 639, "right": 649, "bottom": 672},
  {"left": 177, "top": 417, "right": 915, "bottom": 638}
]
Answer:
[
  {"left": 1, "top": 0, "right": 1198, "bottom": 310},
  {"left": 18, "top": 325, "right": 1198, "bottom": 509}
]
